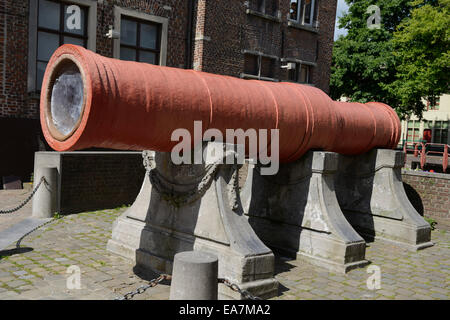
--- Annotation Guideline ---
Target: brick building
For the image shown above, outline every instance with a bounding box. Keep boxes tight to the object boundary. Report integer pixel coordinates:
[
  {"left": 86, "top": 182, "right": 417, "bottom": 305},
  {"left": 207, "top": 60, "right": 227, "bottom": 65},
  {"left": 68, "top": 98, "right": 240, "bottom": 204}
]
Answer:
[{"left": 0, "top": 0, "right": 337, "bottom": 184}]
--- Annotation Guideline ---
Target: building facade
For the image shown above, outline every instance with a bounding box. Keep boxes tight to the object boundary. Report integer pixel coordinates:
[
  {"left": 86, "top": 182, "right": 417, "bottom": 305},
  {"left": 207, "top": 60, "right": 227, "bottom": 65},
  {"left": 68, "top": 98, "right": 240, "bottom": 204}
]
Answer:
[
  {"left": 400, "top": 94, "right": 450, "bottom": 147},
  {"left": 0, "top": 0, "right": 338, "bottom": 183}
]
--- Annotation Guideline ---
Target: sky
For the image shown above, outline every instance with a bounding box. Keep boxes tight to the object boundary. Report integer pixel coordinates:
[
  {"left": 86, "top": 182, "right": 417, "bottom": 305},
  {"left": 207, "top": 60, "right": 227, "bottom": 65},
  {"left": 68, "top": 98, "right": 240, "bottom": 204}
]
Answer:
[{"left": 334, "top": 0, "right": 349, "bottom": 41}]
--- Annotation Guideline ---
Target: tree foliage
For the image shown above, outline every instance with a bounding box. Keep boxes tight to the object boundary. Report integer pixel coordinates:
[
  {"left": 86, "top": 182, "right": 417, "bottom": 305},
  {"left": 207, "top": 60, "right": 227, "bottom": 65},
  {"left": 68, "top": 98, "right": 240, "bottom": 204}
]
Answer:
[
  {"left": 330, "top": 0, "right": 449, "bottom": 118},
  {"left": 386, "top": 0, "right": 450, "bottom": 116}
]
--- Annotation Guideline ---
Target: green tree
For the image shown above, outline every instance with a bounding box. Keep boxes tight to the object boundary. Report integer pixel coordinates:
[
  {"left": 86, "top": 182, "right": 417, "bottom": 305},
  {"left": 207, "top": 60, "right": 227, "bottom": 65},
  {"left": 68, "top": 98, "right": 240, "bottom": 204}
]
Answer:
[
  {"left": 386, "top": 0, "right": 450, "bottom": 116},
  {"left": 330, "top": 0, "right": 412, "bottom": 109}
]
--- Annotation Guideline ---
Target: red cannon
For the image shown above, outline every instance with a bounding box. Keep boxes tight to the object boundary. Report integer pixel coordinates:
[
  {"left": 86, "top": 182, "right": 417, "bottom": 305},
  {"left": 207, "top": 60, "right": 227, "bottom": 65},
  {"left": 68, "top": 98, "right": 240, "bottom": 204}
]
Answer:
[{"left": 40, "top": 45, "right": 400, "bottom": 161}]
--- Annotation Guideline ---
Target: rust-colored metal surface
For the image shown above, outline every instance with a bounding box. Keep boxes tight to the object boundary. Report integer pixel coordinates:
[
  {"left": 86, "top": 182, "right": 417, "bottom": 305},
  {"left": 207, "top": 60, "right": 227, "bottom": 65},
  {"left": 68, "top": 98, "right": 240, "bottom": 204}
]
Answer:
[{"left": 40, "top": 45, "right": 400, "bottom": 162}]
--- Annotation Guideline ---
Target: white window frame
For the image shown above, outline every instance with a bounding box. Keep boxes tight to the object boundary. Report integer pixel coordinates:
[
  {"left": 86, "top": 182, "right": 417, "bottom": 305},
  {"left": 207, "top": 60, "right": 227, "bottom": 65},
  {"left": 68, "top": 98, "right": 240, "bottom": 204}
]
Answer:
[
  {"left": 289, "top": 0, "right": 316, "bottom": 26},
  {"left": 113, "top": 6, "right": 168, "bottom": 66},
  {"left": 27, "top": 0, "right": 97, "bottom": 93}
]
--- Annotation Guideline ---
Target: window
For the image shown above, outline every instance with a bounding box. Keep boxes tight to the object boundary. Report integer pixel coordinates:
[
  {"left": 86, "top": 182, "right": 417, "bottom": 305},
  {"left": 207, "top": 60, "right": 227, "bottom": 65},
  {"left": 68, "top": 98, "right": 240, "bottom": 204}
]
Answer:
[
  {"left": 253, "top": 0, "right": 278, "bottom": 16},
  {"left": 289, "top": 0, "right": 318, "bottom": 26},
  {"left": 426, "top": 98, "right": 440, "bottom": 111},
  {"left": 406, "top": 120, "right": 421, "bottom": 143},
  {"left": 433, "top": 121, "right": 449, "bottom": 144},
  {"left": 244, "top": 54, "right": 259, "bottom": 76},
  {"left": 113, "top": 6, "right": 168, "bottom": 66},
  {"left": 119, "top": 17, "right": 161, "bottom": 64},
  {"left": 28, "top": 0, "right": 96, "bottom": 92},
  {"left": 35, "top": 0, "right": 87, "bottom": 90},
  {"left": 288, "top": 63, "right": 312, "bottom": 84},
  {"left": 243, "top": 53, "right": 276, "bottom": 80},
  {"left": 257, "top": 0, "right": 265, "bottom": 13}
]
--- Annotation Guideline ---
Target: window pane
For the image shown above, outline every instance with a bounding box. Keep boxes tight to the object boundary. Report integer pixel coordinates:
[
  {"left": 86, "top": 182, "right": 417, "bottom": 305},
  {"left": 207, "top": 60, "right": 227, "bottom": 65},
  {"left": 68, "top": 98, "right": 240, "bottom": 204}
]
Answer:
[
  {"left": 301, "top": 0, "right": 313, "bottom": 24},
  {"left": 299, "top": 65, "right": 309, "bottom": 83},
  {"left": 121, "top": 19, "right": 137, "bottom": 46},
  {"left": 260, "top": 57, "right": 274, "bottom": 78},
  {"left": 244, "top": 54, "right": 259, "bottom": 75},
  {"left": 63, "top": 36, "right": 85, "bottom": 47},
  {"left": 414, "top": 121, "right": 420, "bottom": 128},
  {"left": 63, "top": 4, "right": 86, "bottom": 36},
  {"left": 290, "top": 0, "right": 299, "bottom": 20},
  {"left": 139, "top": 51, "right": 157, "bottom": 64},
  {"left": 435, "top": 121, "right": 442, "bottom": 129},
  {"left": 434, "top": 130, "right": 441, "bottom": 143},
  {"left": 407, "top": 128, "right": 413, "bottom": 141},
  {"left": 288, "top": 68, "right": 297, "bottom": 81},
  {"left": 140, "top": 23, "right": 158, "bottom": 49},
  {"left": 38, "top": 0, "right": 60, "bottom": 30},
  {"left": 38, "top": 31, "right": 59, "bottom": 61},
  {"left": 441, "top": 130, "right": 448, "bottom": 143},
  {"left": 443, "top": 121, "right": 449, "bottom": 129},
  {"left": 120, "top": 47, "right": 136, "bottom": 61},
  {"left": 36, "top": 61, "right": 48, "bottom": 91},
  {"left": 257, "top": 0, "right": 265, "bottom": 13}
]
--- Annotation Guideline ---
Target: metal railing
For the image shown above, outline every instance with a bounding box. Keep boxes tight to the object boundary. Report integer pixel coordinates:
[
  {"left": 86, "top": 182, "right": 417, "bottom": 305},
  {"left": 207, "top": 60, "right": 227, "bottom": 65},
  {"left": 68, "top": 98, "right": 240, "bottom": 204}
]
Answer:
[{"left": 403, "top": 141, "right": 449, "bottom": 172}]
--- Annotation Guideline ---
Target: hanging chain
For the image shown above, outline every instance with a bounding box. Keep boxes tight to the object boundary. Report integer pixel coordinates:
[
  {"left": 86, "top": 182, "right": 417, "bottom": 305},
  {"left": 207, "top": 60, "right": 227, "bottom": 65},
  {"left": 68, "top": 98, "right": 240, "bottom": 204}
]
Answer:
[
  {"left": 0, "top": 177, "right": 47, "bottom": 214},
  {"left": 115, "top": 274, "right": 172, "bottom": 300},
  {"left": 218, "top": 278, "right": 262, "bottom": 300},
  {"left": 15, "top": 215, "right": 63, "bottom": 249},
  {"left": 114, "top": 275, "right": 262, "bottom": 301}
]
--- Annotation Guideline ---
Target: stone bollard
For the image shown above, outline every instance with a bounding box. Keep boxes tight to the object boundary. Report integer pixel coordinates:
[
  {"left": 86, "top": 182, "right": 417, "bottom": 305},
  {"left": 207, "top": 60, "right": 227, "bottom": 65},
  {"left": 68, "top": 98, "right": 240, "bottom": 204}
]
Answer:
[
  {"left": 32, "top": 167, "right": 58, "bottom": 218},
  {"left": 169, "top": 251, "right": 218, "bottom": 300}
]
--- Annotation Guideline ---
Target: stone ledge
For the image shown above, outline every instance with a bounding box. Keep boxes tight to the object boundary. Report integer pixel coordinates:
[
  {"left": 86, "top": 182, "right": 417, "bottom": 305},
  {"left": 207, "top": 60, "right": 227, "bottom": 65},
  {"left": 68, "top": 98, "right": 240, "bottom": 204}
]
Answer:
[
  {"left": 245, "top": 9, "right": 281, "bottom": 23},
  {"left": 287, "top": 21, "right": 319, "bottom": 33},
  {"left": 402, "top": 169, "right": 450, "bottom": 180},
  {"left": 240, "top": 73, "right": 279, "bottom": 82}
]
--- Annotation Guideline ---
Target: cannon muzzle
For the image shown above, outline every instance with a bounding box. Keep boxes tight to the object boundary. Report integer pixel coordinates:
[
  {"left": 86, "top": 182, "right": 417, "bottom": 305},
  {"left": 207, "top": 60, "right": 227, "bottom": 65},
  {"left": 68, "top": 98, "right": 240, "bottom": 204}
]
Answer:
[{"left": 40, "top": 45, "right": 400, "bottom": 162}]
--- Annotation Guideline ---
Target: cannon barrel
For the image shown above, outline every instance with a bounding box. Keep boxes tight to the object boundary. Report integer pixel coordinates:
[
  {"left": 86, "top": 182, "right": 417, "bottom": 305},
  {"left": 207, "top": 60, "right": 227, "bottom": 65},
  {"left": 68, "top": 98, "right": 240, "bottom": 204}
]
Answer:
[{"left": 40, "top": 45, "right": 400, "bottom": 162}]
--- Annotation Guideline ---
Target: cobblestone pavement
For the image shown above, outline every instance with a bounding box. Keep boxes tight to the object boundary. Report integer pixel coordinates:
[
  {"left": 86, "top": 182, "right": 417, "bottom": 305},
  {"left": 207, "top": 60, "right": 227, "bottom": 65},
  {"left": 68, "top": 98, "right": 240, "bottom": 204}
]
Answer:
[{"left": 0, "top": 207, "right": 448, "bottom": 300}]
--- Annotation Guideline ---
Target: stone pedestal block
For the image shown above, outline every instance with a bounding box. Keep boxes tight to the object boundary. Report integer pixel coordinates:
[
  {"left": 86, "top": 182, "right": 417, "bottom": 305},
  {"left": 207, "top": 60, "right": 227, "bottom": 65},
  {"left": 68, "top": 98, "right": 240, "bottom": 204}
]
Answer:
[
  {"left": 242, "top": 151, "right": 368, "bottom": 274},
  {"left": 335, "top": 149, "right": 433, "bottom": 251},
  {"left": 169, "top": 251, "right": 218, "bottom": 300},
  {"left": 107, "top": 147, "right": 278, "bottom": 300},
  {"left": 32, "top": 167, "right": 58, "bottom": 218}
]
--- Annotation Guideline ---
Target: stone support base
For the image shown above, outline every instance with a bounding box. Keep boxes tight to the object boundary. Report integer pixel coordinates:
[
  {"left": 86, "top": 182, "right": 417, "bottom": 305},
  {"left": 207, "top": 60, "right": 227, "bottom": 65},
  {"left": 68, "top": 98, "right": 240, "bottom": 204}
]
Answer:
[
  {"left": 335, "top": 149, "right": 433, "bottom": 251},
  {"left": 242, "top": 151, "right": 368, "bottom": 274},
  {"left": 107, "top": 148, "right": 278, "bottom": 300}
]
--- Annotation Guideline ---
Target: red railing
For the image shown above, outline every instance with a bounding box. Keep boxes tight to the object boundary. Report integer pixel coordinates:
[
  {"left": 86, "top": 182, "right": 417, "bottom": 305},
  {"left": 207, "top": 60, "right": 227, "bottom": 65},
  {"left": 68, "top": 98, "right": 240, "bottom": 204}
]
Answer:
[{"left": 403, "top": 142, "right": 449, "bottom": 172}]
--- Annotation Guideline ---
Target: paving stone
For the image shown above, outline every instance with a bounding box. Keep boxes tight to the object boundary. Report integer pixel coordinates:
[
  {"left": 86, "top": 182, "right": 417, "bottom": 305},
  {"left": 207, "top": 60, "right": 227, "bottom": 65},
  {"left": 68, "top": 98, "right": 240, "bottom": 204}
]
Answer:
[
  {"left": 1, "top": 206, "right": 449, "bottom": 300},
  {"left": 430, "top": 292, "right": 448, "bottom": 300}
]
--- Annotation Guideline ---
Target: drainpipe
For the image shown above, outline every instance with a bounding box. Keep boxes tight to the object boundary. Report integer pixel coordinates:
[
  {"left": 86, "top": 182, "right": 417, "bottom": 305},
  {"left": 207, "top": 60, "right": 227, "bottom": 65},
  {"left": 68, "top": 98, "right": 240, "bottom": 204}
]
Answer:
[{"left": 185, "top": 0, "right": 194, "bottom": 69}]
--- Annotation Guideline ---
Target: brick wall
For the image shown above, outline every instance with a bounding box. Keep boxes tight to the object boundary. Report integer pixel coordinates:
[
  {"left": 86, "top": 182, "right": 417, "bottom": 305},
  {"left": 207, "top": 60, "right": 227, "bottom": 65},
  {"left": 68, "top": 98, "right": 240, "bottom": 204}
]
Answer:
[
  {"left": 60, "top": 153, "right": 145, "bottom": 214},
  {"left": 35, "top": 152, "right": 146, "bottom": 214},
  {"left": 402, "top": 170, "right": 450, "bottom": 230},
  {"left": 194, "top": 0, "right": 337, "bottom": 92}
]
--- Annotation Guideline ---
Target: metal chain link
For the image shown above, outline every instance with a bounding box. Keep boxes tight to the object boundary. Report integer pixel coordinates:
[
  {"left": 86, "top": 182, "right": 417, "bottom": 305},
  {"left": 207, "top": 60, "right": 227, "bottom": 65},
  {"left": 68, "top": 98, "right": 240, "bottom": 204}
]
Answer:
[
  {"left": 114, "top": 274, "right": 262, "bottom": 300},
  {"left": 0, "top": 177, "right": 47, "bottom": 214},
  {"left": 218, "top": 278, "right": 262, "bottom": 300},
  {"left": 149, "top": 149, "right": 239, "bottom": 208},
  {"left": 15, "top": 215, "right": 63, "bottom": 249},
  {"left": 115, "top": 274, "right": 172, "bottom": 300}
]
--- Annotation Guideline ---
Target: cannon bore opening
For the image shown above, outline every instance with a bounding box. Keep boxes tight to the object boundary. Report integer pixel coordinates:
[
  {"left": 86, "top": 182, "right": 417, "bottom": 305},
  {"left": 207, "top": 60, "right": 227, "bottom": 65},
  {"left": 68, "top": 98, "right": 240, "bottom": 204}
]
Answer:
[{"left": 45, "top": 58, "right": 85, "bottom": 141}]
